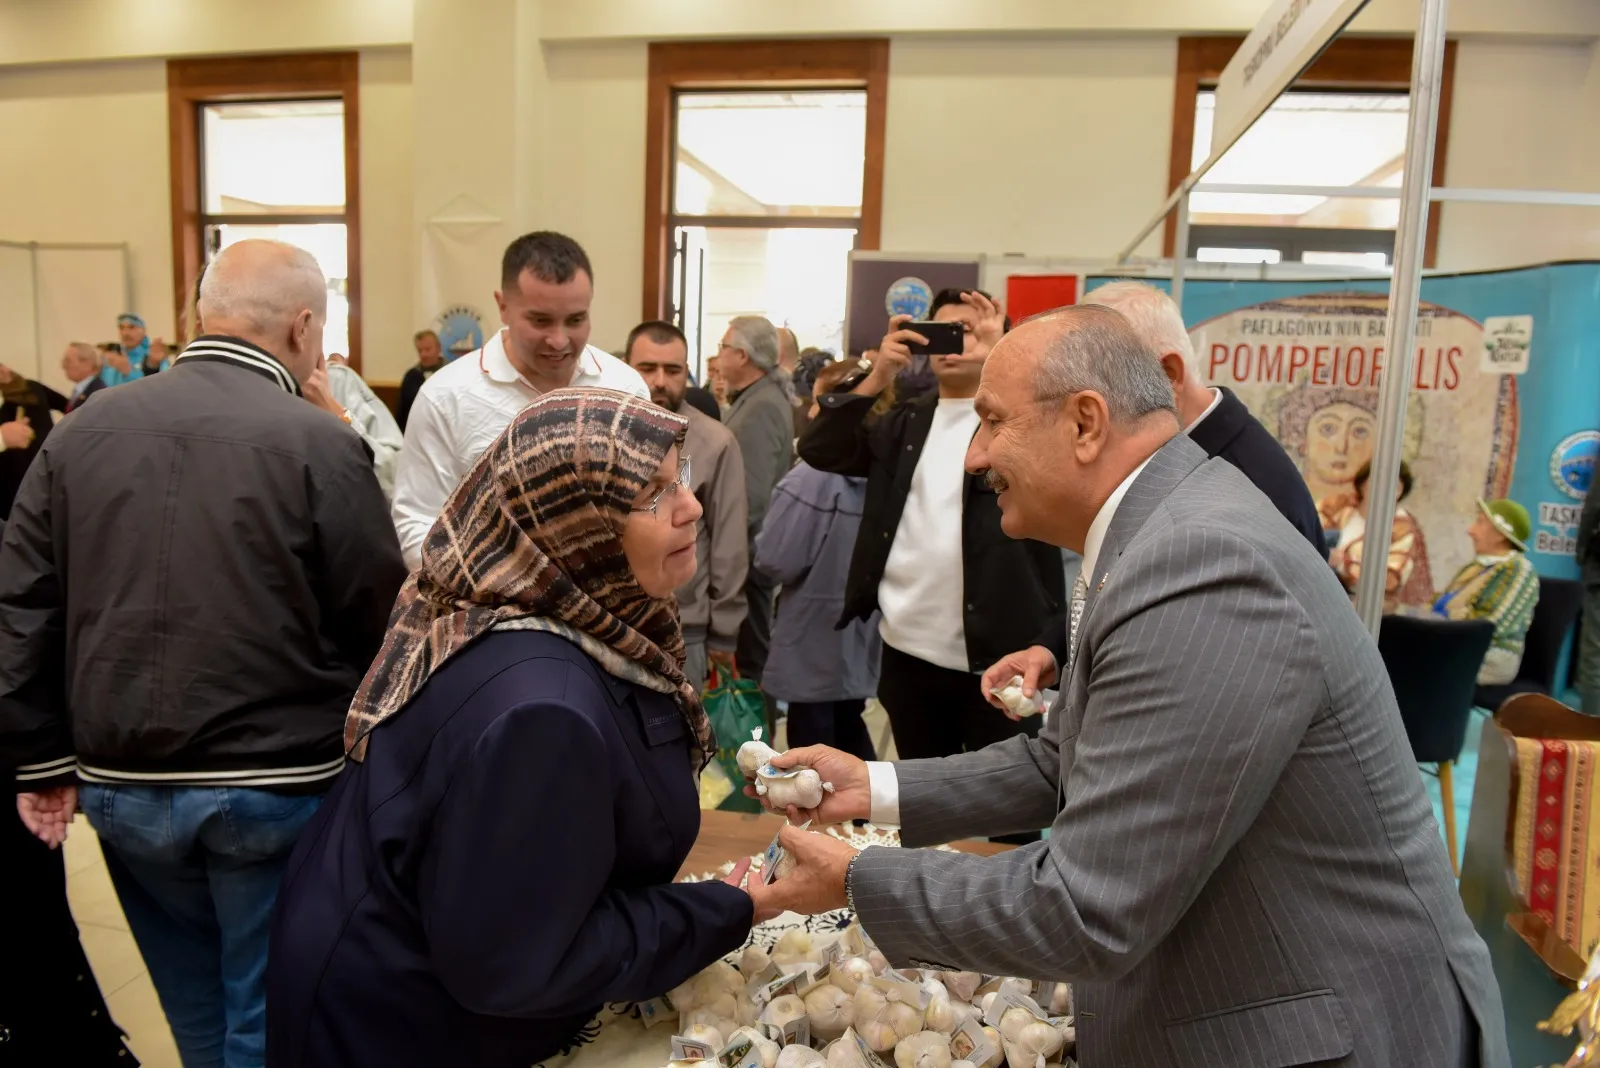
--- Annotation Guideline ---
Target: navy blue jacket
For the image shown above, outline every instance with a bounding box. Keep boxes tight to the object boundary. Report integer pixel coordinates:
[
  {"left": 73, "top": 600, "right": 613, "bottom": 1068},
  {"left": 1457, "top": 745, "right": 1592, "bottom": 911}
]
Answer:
[{"left": 266, "top": 630, "right": 752, "bottom": 1067}]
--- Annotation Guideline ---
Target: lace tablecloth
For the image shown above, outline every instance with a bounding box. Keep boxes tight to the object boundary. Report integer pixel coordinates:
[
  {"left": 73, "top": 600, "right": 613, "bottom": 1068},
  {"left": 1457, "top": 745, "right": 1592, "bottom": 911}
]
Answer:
[{"left": 539, "top": 824, "right": 927, "bottom": 1068}]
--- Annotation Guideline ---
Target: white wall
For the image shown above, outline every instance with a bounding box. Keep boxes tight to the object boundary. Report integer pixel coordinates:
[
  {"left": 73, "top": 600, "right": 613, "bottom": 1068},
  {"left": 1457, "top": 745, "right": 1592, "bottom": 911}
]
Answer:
[
  {"left": 359, "top": 47, "right": 418, "bottom": 381},
  {"left": 881, "top": 36, "right": 1176, "bottom": 261},
  {"left": 1436, "top": 38, "right": 1600, "bottom": 271},
  {"left": 0, "top": 59, "right": 174, "bottom": 341}
]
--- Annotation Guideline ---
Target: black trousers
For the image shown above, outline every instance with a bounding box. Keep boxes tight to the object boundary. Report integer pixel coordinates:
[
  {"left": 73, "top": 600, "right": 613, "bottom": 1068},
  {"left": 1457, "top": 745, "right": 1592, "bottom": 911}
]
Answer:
[
  {"left": 876, "top": 642, "right": 1042, "bottom": 844},
  {"left": 787, "top": 699, "right": 876, "bottom": 762}
]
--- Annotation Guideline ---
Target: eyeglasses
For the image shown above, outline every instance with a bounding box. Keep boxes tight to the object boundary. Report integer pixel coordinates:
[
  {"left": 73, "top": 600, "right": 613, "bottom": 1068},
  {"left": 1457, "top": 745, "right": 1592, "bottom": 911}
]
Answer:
[{"left": 631, "top": 455, "right": 692, "bottom": 516}]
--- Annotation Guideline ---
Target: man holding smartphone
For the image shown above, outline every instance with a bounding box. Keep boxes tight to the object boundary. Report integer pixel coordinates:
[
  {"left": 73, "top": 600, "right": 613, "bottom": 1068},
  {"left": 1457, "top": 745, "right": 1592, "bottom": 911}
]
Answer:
[{"left": 799, "top": 290, "right": 1064, "bottom": 842}]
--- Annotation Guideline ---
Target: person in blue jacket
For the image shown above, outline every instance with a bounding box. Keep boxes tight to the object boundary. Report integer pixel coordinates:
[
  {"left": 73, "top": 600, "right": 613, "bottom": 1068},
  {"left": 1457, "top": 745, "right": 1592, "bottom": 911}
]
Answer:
[
  {"left": 756, "top": 359, "right": 882, "bottom": 759},
  {"left": 266, "top": 388, "right": 755, "bottom": 1068}
]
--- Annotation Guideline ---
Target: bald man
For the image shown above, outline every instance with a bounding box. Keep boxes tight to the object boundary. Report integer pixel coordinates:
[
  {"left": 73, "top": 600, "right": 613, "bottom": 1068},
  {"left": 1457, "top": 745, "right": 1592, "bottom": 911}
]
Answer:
[
  {"left": 0, "top": 239, "right": 406, "bottom": 1067},
  {"left": 754, "top": 307, "right": 1508, "bottom": 1068}
]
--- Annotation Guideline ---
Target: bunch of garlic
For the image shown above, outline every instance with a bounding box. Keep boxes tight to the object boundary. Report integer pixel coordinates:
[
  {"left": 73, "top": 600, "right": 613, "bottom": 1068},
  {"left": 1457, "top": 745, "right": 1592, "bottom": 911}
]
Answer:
[
  {"left": 681, "top": 1022, "right": 725, "bottom": 1051},
  {"left": 894, "top": 1031, "right": 953, "bottom": 1068},
  {"left": 853, "top": 984, "right": 925, "bottom": 1052},
  {"left": 755, "top": 766, "right": 835, "bottom": 810},
  {"left": 668, "top": 960, "right": 744, "bottom": 1014},
  {"left": 775, "top": 1047, "right": 827, "bottom": 1068},
  {"left": 829, "top": 957, "right": 876, "bottom": 994},
  {"left": 726, "top": 1026, "right": 782, "bottom": 1068},
  {"left": 969, "top": 1027, "right": 1005, "bottom": 1068},
  {"left": 938, "top": 972, "right": 982, "bottom": 1003},
  {"left": 920, "top": 977, "right": 956, "bottom": 1035},
  {"left": 997, "top": 1008, "right": 1063, "bottom": 1068},
  {"left": 824, "top": 1029, "right": 871, "bottom": 1068},
  {"left": 804, "top": 983, "right": 855, "bottom": 1039},
  {"left": 761, "top": 994, "right": 808, "bottom": 1033},
  {"left": 771, "top": 930, "right": 825, "bottom": 968},
  {"left": 737, "top": 943, "right": 772, "bottom": 978},
  {"left": 737, "top": 729, "right": 780, "bottom": 779}
]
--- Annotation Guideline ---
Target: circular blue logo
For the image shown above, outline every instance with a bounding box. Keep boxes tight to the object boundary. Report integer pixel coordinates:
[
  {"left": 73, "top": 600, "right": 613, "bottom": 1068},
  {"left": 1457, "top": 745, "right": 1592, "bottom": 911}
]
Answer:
[
  {"left": 885, "top": 277, "right": 933, "bottom": 320},
  {"left": 1550, "top": 430, "right": 1600, "bottom": 500},
  {"left": 435, "top": 305, "right": 485, "bottom": 360}
]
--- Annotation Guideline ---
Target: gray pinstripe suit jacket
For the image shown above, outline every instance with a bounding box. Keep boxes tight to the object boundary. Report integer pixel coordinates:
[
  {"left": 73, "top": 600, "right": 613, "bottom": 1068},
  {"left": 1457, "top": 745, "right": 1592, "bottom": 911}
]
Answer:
[{"left": 848, "top": 434, "right": 1509, "bottom": 1068}]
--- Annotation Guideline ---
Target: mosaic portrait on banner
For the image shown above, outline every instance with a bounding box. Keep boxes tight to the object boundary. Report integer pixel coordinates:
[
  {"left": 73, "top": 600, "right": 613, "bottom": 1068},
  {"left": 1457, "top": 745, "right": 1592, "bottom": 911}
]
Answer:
[{"left": 1190, "top": 291, "right": 1520, "bottom": 588}]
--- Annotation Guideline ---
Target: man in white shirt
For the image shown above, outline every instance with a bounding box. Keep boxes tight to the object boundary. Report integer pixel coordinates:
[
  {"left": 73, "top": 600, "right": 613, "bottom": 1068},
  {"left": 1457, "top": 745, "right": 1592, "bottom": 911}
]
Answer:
[
  {"left": 391, "top": 231, "right": 648, "bottom": 569},
  {"left": 798, "top": 290, "right": 1065, "bottom": 845}
]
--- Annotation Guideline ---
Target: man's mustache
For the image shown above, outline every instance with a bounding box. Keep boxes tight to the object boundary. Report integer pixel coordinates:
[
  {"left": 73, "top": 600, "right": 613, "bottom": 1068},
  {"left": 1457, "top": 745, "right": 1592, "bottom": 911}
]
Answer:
[{"left": 985, "top": 470, "right": 1009, "bottom": 493}]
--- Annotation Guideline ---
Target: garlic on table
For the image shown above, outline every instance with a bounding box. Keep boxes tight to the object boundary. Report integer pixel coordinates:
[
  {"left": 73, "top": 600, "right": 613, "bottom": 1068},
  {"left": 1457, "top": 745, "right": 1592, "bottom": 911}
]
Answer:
[
  {"left": 771, "top": 930, "right": 824, "bottom": 967},
  {"left": 738, "top": 944, "right": 773, "bottom": 978},
  {"left": 670, "top": 960, "right": 745, "bottom": 1013},
  {"left": 775, "top": 1047, "right": 827, "bottom": 1068},
  {"left": 755, "top": 765, "right": 835, "bottom": 810},
  {"left": 894, "top": 1031, "right": 954, "bottom": 1068},
  {"left": 681, "top": 1022, "right": 725, "bottom": 1051},
  {"left": 726, "top": 1026, "right": 781, "bottom": 1068},
  {"left": 867, "top": 950, "right": 890, "bottom": 975},
  {"left": 920, "top": 977, "right": 956, "bottom": 1034},
  {"left": 804, "top": 983, "right": 855, "bottom": 1038},
  {"left": 737, "top": 729, "right": 780, "bottom": 779},
  {"left": 825, "top": 1029, "right": 871, "bottom": 1068},
  {"left": 967, "top": 1027, "right": 1005, "bottom": 1068},
  {"left": 998, "top": 1009, "right": 1063, "bottom": 1068},
  {"left": 952, "top": 1062, "right": 978, "bottom": 1068},
  {"left": 1047, "top": 985, "right": 1072, "bottom": 1017},
  {"left": 938, "top": 972, "right": 983, "bottom": 1003},
  {"left": 683, "top": 1009, "right": 738, "bottom": 1042},
  {"left": 761, "top": 994, "right": 808, "bottom": 1033},
  {"left": 852, "top": 984, "right": 925, "bottom": 1052},
  {"left": 829, "top": 957, "right": 876, "bottom": 994}
]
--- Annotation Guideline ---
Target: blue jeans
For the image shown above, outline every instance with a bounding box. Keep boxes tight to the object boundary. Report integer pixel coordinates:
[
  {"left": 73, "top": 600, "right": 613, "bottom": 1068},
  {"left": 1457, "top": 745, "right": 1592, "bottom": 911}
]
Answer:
[{"left": 81, "top": 784, "right": 322, "bottom": 1068}]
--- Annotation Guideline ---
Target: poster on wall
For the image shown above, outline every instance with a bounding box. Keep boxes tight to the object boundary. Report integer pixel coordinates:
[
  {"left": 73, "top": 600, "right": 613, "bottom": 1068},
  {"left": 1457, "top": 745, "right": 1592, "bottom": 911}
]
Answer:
[
  {"left": 1088, "top": 262, "right": 1600, "bottom": 586},
  {"left": 845, "top": 253, "right": 981, "bottom": 361}
]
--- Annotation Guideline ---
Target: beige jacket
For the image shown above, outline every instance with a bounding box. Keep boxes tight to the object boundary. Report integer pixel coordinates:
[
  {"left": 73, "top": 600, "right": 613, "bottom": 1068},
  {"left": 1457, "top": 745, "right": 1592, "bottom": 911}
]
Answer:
[{"left": 675, "top": 405, "right": 749, "bottom": 649}]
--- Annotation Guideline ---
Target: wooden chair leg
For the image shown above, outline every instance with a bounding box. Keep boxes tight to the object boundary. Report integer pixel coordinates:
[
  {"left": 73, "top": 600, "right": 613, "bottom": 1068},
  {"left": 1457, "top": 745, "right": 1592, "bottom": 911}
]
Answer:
[{"left": 1439, "top": 760, "right": 1459, "bottom": 876}]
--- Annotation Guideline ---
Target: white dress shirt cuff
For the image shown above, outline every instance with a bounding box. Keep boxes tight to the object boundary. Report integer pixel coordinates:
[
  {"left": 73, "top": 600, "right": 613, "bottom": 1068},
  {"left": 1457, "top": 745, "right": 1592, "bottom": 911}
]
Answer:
[{"left": 866, "top": 761, "right": 901, "bottom": 826}]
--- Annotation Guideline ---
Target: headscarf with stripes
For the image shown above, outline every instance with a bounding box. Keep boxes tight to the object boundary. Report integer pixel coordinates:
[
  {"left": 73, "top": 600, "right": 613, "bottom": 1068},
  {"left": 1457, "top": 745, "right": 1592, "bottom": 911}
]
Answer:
[{"left": 344, "top": 388, "right": 714, "bottom": 766}]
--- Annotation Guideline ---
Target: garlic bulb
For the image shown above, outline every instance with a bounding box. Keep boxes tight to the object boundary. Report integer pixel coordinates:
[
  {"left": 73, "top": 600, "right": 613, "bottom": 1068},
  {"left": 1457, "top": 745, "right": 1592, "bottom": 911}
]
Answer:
[
  {"left": 970, "top": 1027, "right": 1005, "bottom": 1068},
  {"left": 771, "top": 930, "right": 822, "bottom": 967},
  {"left": 989, "top": 676, "right": 1046, "bottom": 718},
  {"left": 939, "top": 972, "right": 982, "bottom": 1002},
  {"left": 761, "top": 994, "right": 808, "bottom": 1032},
  {"left": 825, "top": 1030, "right": 871, "bottom": 1068},
  {"left": 999, "top": 1012, "right": 1062, "bottom": 1068},
  {"left": 947, "top": 1000, "right": 978, "bottom": 1030},
  {"left": 830, "top": 957, "right": 875, "bottom": 994},
  {"left": 804, "top": 983, "right": 854, "bottom": 1038},
  {"left": 726, "top": 1026, "right": 781, "bottom": 1068},
  {"left": 867, "top": 950, "right": 889, "bottom": 975},
  {"left": 1047, "top": 985, "right": 1072, "bottom": 1017},
  {"left": 894, "top": 1031, "right": 953, "bottom": 1068},
  {"left": 683, "top": 1009, "right": 738, "bottom": 1041},
  {"left": 672, "top": 960, "right": 745, "bottom": 1013},
  {"left": 755, "top": 766, "right": 835, "bottom": 810},
  {"left": 920, "top": 978, "right": 955, "bottom": 1034},
  {"left": 852, "top": 984, "right": 924, "bottom": 1052},
  {"left": 682, "top": 1022, "right": 725, "bottom": 1051},
  {"left": 736, "top": 997, "right": 762, "bottom": 1026},
  {"left": 952, "top": 1062, "right": 978, "bottom": 1068},
  {"left": 775, "top": 1047, "right": 827, "bottom": 1068},
  {"left": 738, "top": 944, "right": 773, "bottom": 977},
  {"left": 737, "top": 729, "right": 780, "bottom": 779}
]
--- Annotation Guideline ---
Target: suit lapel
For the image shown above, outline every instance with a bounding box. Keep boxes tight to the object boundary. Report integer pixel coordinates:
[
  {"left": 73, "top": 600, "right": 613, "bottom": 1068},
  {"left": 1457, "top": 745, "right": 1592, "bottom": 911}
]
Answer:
[{"left": 1063, "top": 434, "right": 1210, "bottom": 691}]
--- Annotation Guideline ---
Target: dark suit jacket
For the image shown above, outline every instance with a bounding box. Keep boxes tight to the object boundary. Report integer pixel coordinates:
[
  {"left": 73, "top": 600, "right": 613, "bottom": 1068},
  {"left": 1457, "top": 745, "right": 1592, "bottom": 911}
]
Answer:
[
  {"left": 0, "top": 383, "right": 54, "bottom": 521},
  {"left": 799, "top": 390, "right": 1064, "bottom": 673},
  {"left": 1039, "top": 386, "right": 1325, "bottom": 667},
  {"left": 39, "top": 377, "right": 107, "bottom": 415},
  {"left": 850, "top": 436, "right": 1509, "bottom": 1068},
  {"left": 266, "top": 630, "right": 751, "bottom": 1068},
  {"left": 684, "top": 386, "right": 721, "bottom": 422},
  {"left": 396, "top": 364, "right": 438, "bottom": 431}
]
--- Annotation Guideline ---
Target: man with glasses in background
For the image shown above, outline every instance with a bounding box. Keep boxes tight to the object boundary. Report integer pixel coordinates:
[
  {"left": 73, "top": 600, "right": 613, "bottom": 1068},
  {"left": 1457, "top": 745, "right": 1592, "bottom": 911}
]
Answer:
[
  {"left": 625, "top": 319, "right": 748, "bottom": 690},
  {"left": 392, "top": 231, "right": 648, "bottom": 570}
]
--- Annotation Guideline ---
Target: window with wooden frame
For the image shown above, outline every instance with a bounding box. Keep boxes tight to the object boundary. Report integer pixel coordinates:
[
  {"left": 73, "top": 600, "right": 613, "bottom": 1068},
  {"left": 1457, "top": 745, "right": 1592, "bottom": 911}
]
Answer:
[
  {"left": 643, "top": 39, "right": 887, "bottom": 374},
  {"left": 1166, "top": 37, "right": 1457, "bottom": 269},
  {"left": 168, "top": 54, "right": 362, "bottom": 370}
]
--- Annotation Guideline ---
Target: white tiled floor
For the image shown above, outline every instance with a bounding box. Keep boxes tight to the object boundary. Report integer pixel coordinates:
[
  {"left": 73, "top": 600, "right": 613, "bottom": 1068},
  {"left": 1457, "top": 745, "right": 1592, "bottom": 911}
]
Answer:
[
  {"left": 63, "top": 816, "right": 182, "bottom": 1068},
  {"left": 63, "top": 701, "right": 894, "bottom": 1068}
]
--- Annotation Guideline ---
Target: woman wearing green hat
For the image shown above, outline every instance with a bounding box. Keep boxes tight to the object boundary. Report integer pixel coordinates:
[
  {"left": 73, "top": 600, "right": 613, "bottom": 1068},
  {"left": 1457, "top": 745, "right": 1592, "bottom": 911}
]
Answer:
[{"left": 1433, "top": 498, "right": 1541, "bottom": 684}]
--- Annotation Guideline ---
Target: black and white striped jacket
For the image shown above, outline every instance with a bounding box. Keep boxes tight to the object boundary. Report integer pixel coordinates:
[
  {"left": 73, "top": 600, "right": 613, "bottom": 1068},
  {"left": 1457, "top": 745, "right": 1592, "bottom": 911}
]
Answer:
[{"left": 0, "top": 336, "right": 406, "bottom": 792}]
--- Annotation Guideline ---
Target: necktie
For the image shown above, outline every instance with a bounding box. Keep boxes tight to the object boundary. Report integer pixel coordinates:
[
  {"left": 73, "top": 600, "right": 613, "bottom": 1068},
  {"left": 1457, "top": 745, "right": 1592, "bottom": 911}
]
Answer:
[{"left": 1066, "top": 571, "right": 1089, "bottom": 672}]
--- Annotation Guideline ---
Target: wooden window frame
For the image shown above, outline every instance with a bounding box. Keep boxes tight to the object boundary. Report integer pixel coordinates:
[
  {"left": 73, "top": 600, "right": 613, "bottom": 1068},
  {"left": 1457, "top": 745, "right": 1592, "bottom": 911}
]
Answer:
[
  {"left": 1166, "top": 36, "right": 1457, "bottom": 267},
  {"left": 642, "top": 38, "right": 889, "bottom": 322},
  {"left": 167, "top": 53, "right": 363, "bottom": 371}
]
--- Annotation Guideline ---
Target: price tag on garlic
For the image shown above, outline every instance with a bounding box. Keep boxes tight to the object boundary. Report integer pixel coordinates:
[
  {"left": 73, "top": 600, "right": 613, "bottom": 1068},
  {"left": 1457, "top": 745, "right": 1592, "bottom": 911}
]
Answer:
[
  {"left": 638, "top": 996, "right": 674, "bottom": 1028},
  {"left": 982, "top": 988, "right": 1046, "bottom": 1029},
  {"left": 760, "top": 819, "right": 813, "bottom": 886},
  {"left": 745, "top": 960, "right": 782, "bottom": 1002},
  {"left": 754, "top": 971, "right": 808, "bottom": 1007},
  {"left": 671, "top": 1035, "right": 717, "bottom": 1061},
  {"left": 717, "top": 1035, "right": 765, "bottom": 1068},
  {"left": 846, "top": 1026, "right": 895, "bottom": 1068},
  {"left": 951, "top": 1016, "right": 1000, "bottom": 1067},
  {"left": 869, "top": 974, "right": 932, "bottom": 1011},
  {"left": 797, "top": 963, "right": 833, "bottom": 998}
]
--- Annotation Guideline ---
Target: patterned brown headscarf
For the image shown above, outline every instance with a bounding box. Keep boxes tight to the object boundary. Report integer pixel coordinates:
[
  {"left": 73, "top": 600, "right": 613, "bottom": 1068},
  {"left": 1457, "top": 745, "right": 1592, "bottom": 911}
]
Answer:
[{"left": 344, "top": 388, "right": 716, "bottom": 767}]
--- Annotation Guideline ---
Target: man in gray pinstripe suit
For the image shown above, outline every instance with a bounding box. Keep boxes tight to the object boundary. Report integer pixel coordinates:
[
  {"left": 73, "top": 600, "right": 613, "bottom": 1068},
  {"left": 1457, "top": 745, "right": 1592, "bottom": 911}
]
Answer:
[{"left": 750, "top": 305, "right": 1508, "bottom": 1067}]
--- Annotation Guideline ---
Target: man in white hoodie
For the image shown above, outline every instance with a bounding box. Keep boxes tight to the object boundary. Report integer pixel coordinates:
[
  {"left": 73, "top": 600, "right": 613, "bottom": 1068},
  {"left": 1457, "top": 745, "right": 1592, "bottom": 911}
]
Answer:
[{"left": 392, "top": 232, "right": 648, "bottom": 568}]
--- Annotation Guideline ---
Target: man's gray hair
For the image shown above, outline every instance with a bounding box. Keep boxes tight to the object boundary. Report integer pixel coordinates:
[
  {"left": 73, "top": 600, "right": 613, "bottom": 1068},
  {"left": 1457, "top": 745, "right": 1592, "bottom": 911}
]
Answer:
[
  {"left": 66, "top": 341, "right": 101, "bottom": 368},
  {"left": 198, "top": 240, "right": 327, "bottom": 336},
  {"left": 1084, "top": 279, "right": 1199, "bottom": 378},
  {"left": 726, "top": 315, "right": 780, "bottom": 372},
  {"left": 1035, "top": 304, "right": 1178, "bottom": 423}
]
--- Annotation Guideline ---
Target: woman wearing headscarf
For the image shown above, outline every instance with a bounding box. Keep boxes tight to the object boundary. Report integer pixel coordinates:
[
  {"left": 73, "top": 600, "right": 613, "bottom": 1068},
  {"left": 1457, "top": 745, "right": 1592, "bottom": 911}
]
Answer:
[{"left": 266, "top": 389, "right": 754, "bottom": 1068}]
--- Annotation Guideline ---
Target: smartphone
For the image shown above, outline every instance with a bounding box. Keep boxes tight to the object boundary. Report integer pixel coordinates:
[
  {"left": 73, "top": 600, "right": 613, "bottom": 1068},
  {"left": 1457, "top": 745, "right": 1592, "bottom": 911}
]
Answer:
[{"left": 906, "top": 320, "right": 965, "bottom": 357}]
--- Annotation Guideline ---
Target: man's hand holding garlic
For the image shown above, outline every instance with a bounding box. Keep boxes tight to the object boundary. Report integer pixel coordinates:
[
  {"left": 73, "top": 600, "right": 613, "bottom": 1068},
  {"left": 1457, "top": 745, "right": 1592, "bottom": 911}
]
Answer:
[
  {"left": 745, "top": 822, "right": 858, "bottom": 923},
  {"left": 741, "top": 743, "right": 873, "bottom": 827}
]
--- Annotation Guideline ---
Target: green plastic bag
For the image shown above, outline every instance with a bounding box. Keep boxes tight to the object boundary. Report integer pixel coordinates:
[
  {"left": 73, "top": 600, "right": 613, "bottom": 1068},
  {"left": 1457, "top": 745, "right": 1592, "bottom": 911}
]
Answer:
[{"left": 701, "top": 665, "right": 767, "bottom": 812}]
